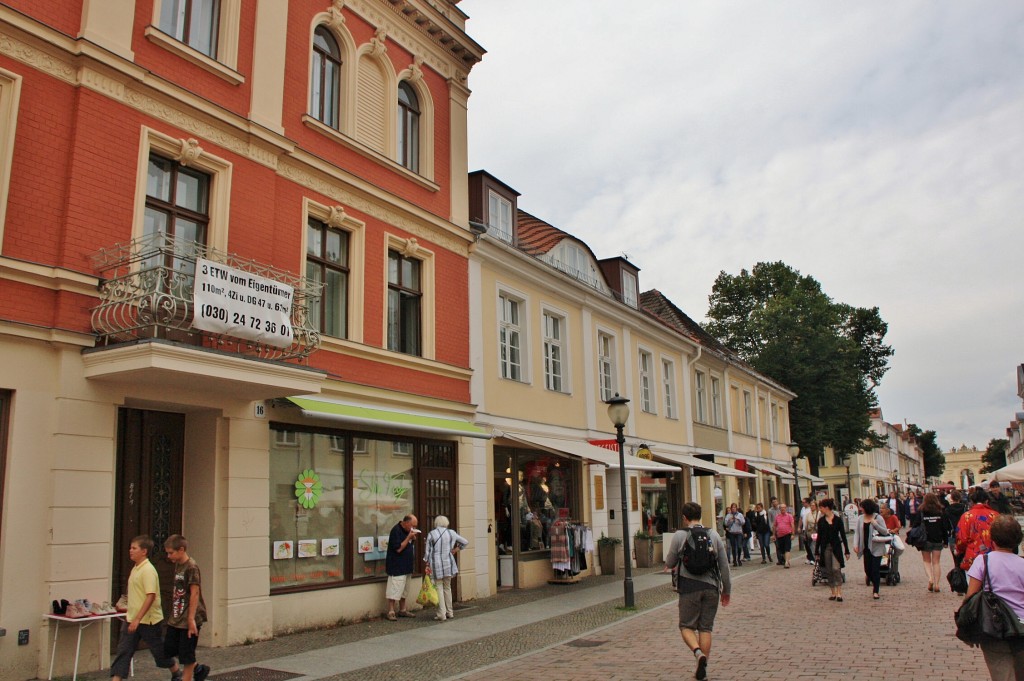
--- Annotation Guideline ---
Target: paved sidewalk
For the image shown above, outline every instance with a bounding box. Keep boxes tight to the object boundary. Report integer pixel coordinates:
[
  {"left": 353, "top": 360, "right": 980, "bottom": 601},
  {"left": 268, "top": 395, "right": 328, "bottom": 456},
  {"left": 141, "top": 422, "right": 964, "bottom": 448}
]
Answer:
[{"left": 68, "top": 537, "right": 986, "bottom": 681}]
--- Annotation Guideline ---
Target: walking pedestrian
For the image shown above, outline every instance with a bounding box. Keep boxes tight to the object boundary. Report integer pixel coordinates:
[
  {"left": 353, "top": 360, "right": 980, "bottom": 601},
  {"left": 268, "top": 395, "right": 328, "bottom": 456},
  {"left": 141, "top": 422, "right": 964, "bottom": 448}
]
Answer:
[
  {"left": 853, "top": 498, "right": 889, "bottom": 600},
  {"left": 961, "top": 514, "right": 1024, "bottom": 680},
  {"left": 665, "top": 501, "right": 731, "bottom": 681},
  {"left": 162, "top": 534, "right": 210, "bottom": 681},
  {"left": 816, "top": 499, "right": 850, "bottom": 602},
  {"left": 110, "top": 536, "right": 176, "bottom": 681},
  {"left": 423, "top": 515, "right": 469, "bottom": 622},
  {"left": 723, "top": 504, "right": 745, "bottom": 568},
  {"left": 956, "top": 487, "right": 998, "bottom": 572},
  {"left": 771, "top": 502, "right": 795, "bottom": 568},
  {"left": 742, "top": 505, "right": 754, "bottom": 562},
  {"left": 384, "top": 514, "right": 420, "bottom": 621},
  {"left": 766, "top": 497, "right": 781, "bottom": 564},
  {"left": 752, "top": 503, "right": 772, "bottom": 564},
  {"left": 943, "top": 490, "right": 967, "bottom": 556},
  {"left": 917, "top": 493, "right": 950, "bottom": 593},
  {"left": 800, "top": 500, "right": 821, "bottom": 565},
  {"left": 987, "top": 480, "right": 1012, "bottom": 515}
]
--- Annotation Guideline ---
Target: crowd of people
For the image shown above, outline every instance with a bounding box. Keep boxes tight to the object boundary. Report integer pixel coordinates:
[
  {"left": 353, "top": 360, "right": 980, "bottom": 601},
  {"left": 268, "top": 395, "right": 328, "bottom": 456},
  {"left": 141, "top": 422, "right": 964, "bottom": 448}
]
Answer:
[{"left": 689, "top": 479, "right": 1023, "bottom": 680}]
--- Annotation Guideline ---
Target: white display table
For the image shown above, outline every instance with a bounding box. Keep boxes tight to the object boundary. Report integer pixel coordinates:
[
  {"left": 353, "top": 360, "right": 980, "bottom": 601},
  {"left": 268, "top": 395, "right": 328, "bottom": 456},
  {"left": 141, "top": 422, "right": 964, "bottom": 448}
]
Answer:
[{"left": 44, "top": 611, "right": 125, "bottom": 680}]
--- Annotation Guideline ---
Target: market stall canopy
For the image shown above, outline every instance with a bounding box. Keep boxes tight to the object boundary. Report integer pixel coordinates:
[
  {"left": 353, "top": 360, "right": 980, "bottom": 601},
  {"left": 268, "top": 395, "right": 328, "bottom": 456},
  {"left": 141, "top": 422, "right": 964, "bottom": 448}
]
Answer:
[
  {"left": 500, "top": 432, "right": 679, "bottom": 471},
  {"left": 987, "top": 459, "right": 1024, "bottom": 482}
]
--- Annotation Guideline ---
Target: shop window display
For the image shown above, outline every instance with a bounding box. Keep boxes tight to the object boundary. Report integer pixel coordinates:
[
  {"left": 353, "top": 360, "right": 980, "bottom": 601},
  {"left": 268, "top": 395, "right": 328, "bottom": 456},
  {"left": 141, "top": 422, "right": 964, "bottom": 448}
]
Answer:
[
  {"left": 351, "top": 438, "right": 414, "bottom": 580},
  {"left": 270, "top": 430, "right": 346, "bottom": 589},
  {"left": 495, "top": 448, "right": 577, "bottom": 554},
  {"left": 270, "top": 427, "right": 419, "bottom": 591}
]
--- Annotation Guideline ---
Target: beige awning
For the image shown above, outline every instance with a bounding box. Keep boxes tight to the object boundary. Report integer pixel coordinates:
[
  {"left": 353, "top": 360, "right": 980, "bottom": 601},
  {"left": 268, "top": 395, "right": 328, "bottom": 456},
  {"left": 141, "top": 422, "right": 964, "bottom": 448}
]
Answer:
[
  {"left": 776, "top": 464, "right": 826, "bottom": 485},
  {"left": 652, "top": 451, "right": 755, "bottom": 478},
  {"left": 500, "top": 432, "right": 679, "bottom": 472},
  {"left": 749, "top": 462, "right": 789, "bottom": 477}
]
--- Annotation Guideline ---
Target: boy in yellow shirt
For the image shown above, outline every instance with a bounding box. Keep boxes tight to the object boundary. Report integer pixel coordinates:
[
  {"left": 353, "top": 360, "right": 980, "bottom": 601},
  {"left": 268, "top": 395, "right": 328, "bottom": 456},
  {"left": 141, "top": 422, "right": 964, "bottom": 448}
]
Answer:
[{"left": 111, "top": 535, "right": 175, "bottom": 681}]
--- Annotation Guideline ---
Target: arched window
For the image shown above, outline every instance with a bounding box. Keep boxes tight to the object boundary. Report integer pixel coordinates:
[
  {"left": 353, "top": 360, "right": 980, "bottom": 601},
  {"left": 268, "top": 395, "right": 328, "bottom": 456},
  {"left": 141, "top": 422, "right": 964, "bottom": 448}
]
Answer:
[
  {"left": 397, "top": 81, "right": 420, "bottom": 172},
  {"left": 311, "top": 26, "right": 341, "bottom": 129}
]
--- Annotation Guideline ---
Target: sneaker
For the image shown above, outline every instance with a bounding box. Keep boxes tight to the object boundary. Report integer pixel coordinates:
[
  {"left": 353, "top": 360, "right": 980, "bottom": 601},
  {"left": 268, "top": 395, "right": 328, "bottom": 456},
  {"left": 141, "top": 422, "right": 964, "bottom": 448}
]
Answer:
[
  {"left": 194, "top": 664, "right": 210, "bottom": 681},
  {"left": 446, "top": 613, "right": 454, "bottom": 619},
  {"left": 695, "top": 652, "right": 708, "bottom": 680},
  {"left": 64, "top": 602, "right": 88, "bottom": 618}
]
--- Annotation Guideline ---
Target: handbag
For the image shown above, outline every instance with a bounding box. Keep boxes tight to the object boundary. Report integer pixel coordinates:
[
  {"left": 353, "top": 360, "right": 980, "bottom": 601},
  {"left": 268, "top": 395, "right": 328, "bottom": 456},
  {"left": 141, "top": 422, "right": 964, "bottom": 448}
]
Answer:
[
  {"left": 416, "top": 574, "right": 439, "bottom": 607},
  {"left": 954, "top": 554, "right": 1024, "bottom": 644},
  {"left": 906, "top": 523, "right": 926, "bottom": 548},
  {"left": 947, "top": 547, "right": 968, "bottom": 594}
]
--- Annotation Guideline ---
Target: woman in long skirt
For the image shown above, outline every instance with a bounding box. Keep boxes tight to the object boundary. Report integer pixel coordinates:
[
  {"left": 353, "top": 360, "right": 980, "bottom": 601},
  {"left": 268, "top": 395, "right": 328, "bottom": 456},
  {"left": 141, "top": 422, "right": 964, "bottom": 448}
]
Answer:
[{"left": 816, "top": 498, "right": 851, "bottom": 602}]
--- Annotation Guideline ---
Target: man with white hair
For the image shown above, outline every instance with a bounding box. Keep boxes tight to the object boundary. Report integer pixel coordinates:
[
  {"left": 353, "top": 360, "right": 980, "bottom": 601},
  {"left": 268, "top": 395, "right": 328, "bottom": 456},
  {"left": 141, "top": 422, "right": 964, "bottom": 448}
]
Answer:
[{"left": 423, "top": 515, "right": 469, "bottom": 621}]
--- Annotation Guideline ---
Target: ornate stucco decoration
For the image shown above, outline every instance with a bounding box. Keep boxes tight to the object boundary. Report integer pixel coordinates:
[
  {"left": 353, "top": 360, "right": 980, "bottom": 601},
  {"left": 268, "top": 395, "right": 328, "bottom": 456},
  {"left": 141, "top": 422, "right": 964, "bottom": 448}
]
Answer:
[
  {"left": 327, "top": 0, "right": 347, "bottom": 29},
  {"left": 176, "top": 138, "right": 203, "bottom": 167},
  {"left": 368, "top": 27, "right": 388, "bottom": 57},
  {"left": 327, "top": 206, "right": 349, "bottom": 228},
  {"left": 406, "top": 56, "right": 424, "bottom": 84},
  {"left": 401, "top": 237, "right": 420, "bottom": 258}
]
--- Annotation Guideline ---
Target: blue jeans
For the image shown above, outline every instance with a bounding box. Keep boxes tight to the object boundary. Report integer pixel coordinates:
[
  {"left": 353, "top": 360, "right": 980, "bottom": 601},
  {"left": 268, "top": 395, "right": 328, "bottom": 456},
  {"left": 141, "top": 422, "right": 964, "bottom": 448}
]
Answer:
[
  {"left": 757, "top": 531, "right": 772, "bottom": 560},
  {"left": 727, "top": 533, "right": 744, "bottom": 565}
]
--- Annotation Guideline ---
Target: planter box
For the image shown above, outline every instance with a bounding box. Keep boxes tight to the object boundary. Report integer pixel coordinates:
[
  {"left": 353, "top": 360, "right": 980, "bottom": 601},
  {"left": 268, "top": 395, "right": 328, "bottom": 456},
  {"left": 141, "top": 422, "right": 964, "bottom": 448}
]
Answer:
[
  {"left": 635, "top": 538, "right": 653, "bottom": 568},
  {"left": 653, "top": 540, "right": 664, "bottom": 564},
  {"left": 598, "top": 543, "right": 617, "bottom": 574}
]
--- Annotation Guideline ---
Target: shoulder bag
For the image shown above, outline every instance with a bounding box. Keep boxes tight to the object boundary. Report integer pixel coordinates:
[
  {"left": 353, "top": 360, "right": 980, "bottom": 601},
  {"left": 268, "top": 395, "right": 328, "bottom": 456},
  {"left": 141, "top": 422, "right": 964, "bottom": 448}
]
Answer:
[
  {"left": 905, "top": 523, "right": 926, "bottom": 548},
  {"left": 947, "top": 546, "right": 968, "bottom": 595},
  {"left": 954, "top": 554, "right": 1024, "bottom": 644}
]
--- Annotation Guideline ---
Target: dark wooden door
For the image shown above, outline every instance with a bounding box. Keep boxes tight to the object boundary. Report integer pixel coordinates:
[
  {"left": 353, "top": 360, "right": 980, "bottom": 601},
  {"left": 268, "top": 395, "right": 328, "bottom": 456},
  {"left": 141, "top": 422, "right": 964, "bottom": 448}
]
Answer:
[
  {"left": 112, "top": 408, "right": 185, "bottom": 619},
  {"left": 417, "top": 442, "right": 458, "bottom": 597}
]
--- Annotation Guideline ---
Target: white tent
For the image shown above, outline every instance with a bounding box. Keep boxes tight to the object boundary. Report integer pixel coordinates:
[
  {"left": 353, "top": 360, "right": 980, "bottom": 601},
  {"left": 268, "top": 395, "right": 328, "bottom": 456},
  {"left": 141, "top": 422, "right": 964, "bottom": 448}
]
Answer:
[{"left": 988, "top": 459, "right": 1024, "bottom": 482}]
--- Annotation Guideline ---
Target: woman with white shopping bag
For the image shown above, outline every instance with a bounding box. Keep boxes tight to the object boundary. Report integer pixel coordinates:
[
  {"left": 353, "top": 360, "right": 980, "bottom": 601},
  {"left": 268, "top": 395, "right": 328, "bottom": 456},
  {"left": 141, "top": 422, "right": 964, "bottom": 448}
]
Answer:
[{"left": 423, "top": 515, "right": 469, "bottom": 622}]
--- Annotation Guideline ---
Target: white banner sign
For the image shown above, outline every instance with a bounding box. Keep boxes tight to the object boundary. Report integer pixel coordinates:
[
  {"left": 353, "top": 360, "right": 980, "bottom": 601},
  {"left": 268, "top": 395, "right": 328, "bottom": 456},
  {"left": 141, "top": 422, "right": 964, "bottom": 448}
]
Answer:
[{"left": 192, "top": 258, "right": 294, "bottom": 348}]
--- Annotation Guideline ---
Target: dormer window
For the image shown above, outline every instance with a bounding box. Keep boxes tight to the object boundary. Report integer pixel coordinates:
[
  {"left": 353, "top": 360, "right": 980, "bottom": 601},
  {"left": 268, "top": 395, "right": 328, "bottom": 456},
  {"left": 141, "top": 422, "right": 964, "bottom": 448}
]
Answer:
[
  {"left": 488, "top": 190, "right": 513, "bottom": 243},
  {"left": 552, "top": 241, "right": 602, "bottom": 289},
  {"left": 622, "top": 270, "right": 638, "bottom": 307}
]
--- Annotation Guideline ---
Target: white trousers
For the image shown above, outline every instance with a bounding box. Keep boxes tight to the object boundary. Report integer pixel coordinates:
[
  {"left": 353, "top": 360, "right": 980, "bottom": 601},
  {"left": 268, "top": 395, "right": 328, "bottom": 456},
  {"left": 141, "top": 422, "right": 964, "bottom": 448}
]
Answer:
[{"left": 435, "top": 576, "right": 454, "bottom": 619}]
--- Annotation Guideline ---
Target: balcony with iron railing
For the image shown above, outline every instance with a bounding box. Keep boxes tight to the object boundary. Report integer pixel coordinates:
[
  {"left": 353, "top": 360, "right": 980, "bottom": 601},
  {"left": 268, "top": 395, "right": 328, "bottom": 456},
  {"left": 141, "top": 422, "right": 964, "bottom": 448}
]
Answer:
[
  {"left": 90, "top": 233, "right": 322, "bottom": 360},
  {"left": 85, "top": 234, "right": 326, "bottom": 398}
]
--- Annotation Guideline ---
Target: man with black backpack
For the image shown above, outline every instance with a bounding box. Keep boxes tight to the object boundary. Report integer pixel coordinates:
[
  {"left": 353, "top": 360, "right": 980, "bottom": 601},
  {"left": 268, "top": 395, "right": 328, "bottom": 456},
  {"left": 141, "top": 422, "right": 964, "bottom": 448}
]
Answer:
[{"left": 665, "top": 502, "right": 732, "bottom": 681}]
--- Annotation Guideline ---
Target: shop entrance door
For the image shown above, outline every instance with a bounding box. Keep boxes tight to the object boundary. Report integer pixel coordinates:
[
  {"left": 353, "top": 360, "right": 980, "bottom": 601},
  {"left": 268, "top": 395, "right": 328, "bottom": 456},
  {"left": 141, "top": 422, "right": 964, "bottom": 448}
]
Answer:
[
  {"left": 112, "top": 408, "right": 185, "bottom": 619},
  {"left": 417, "top": 442, "right": 457, "bottom": 598}
]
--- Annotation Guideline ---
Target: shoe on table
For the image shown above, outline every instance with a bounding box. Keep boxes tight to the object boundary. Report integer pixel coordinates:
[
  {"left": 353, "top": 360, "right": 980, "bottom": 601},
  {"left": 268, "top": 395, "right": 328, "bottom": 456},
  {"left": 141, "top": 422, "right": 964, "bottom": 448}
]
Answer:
[{"left": 194, "top": 664, "right": 210, "bottom": 681}]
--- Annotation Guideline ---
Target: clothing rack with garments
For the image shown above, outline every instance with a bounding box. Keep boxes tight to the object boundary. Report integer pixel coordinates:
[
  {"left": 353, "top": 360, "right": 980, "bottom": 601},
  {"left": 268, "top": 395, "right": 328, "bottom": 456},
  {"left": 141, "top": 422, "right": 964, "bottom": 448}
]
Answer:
[{"left": 547, "top": 520, "right": 593, "bottom": 584}]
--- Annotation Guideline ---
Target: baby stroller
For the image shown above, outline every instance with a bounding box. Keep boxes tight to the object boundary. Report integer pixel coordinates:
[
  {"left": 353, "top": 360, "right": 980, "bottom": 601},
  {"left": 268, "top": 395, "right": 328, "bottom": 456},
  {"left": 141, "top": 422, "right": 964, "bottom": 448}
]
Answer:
[{"left": 879, "top": 536, "right": 901, "bottom": 586}]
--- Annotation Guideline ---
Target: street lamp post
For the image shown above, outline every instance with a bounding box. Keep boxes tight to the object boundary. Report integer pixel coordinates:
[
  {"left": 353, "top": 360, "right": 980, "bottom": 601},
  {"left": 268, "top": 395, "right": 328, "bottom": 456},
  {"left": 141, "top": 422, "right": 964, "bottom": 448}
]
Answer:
[
  {"left": 841, "top": 454, "right": 852, "bottom": 504},
  {"left": 605, "top": 393, "right": 634, "bottom": 608},
  {"left": 788, "top": 442, "right": 802, "bottom": 511}
]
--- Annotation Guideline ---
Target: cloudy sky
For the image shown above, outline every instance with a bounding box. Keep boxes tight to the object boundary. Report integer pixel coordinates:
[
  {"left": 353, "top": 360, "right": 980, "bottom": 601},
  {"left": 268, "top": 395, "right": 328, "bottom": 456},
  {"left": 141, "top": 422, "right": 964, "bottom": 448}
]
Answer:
[{"left": 460, "top": 1, "right": 1024, "bottom": 453}]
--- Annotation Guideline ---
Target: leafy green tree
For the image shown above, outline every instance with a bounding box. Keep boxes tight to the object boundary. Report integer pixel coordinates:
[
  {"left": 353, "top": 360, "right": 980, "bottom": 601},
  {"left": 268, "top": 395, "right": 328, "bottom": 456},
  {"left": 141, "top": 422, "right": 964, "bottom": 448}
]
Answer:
[
  {"left": 705, "top": 262, "right": 894, "bottom": 468},
  {"left": 906, "top": 425, "right": 944, "bottom": 479},
  {"left": 980, "top": 438, "right": 1009, "bottom": 474}
]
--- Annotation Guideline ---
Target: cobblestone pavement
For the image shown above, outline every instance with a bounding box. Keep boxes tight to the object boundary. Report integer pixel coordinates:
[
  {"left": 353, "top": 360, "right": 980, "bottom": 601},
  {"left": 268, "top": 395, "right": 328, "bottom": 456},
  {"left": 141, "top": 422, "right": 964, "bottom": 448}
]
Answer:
[
  {"left": 67, "top": 536, "right": 987, "bottom": 681},
  {"left": 457, "top": 542, "right": 986, "bottom": 681}
]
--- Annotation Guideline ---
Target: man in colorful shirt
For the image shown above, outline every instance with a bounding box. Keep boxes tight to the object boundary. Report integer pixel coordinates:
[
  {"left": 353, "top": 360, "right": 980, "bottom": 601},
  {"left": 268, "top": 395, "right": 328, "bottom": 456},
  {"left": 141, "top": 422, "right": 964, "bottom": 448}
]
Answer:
[
  {"left": 163, "top": 534, "right": 210, "bottom": 681},
  {"left": 956, "top": 487, "right": 999, "bottom": 571},
  {"left": 111, "top": 536, "right": 175, "bottom": 681}
]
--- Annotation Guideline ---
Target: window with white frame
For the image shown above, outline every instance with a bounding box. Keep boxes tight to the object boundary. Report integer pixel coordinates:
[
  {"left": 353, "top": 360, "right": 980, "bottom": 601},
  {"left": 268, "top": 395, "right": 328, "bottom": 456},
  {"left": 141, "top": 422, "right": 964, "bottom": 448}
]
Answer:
[
  {"left": 639, "top": 350, "right": 654, "bottom": 413},
  {"left": 397, "top": 81, "right": 420, "bottom": 172},
  {"left": 711, "top": 376, "right": 722, "bottom": 427},
  {"left": 771, "top": 402, "right": 779, "bottom": 441},
  {"left": 662, "top": 359, "right": 677, "bottom": 419},
  {"left": 743, "top": 391, "right": 753, "bottom": 434},
  {"left": 598, "top": 332, "right": 615, "bottom": 402},
  {"left": 159, "top": 0, "right": 220, "bottom": 57},
  {"left": 694, "top": 370, "right": 707, "bottom": 423},
  {"left": 488, "top": 191, "right": 513, "bottom": 243},
  {"left": 622, "top": 270, "right": 638, "bottom": 308},
  {"left": 542, "top": 311, "right": 566, "bottom": 392},
  {"left": 311, "top": 26, "right": 342, "bottom": 129},
  {"left": 499, "top": 293, "right": 524, "bottom": 381}
]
